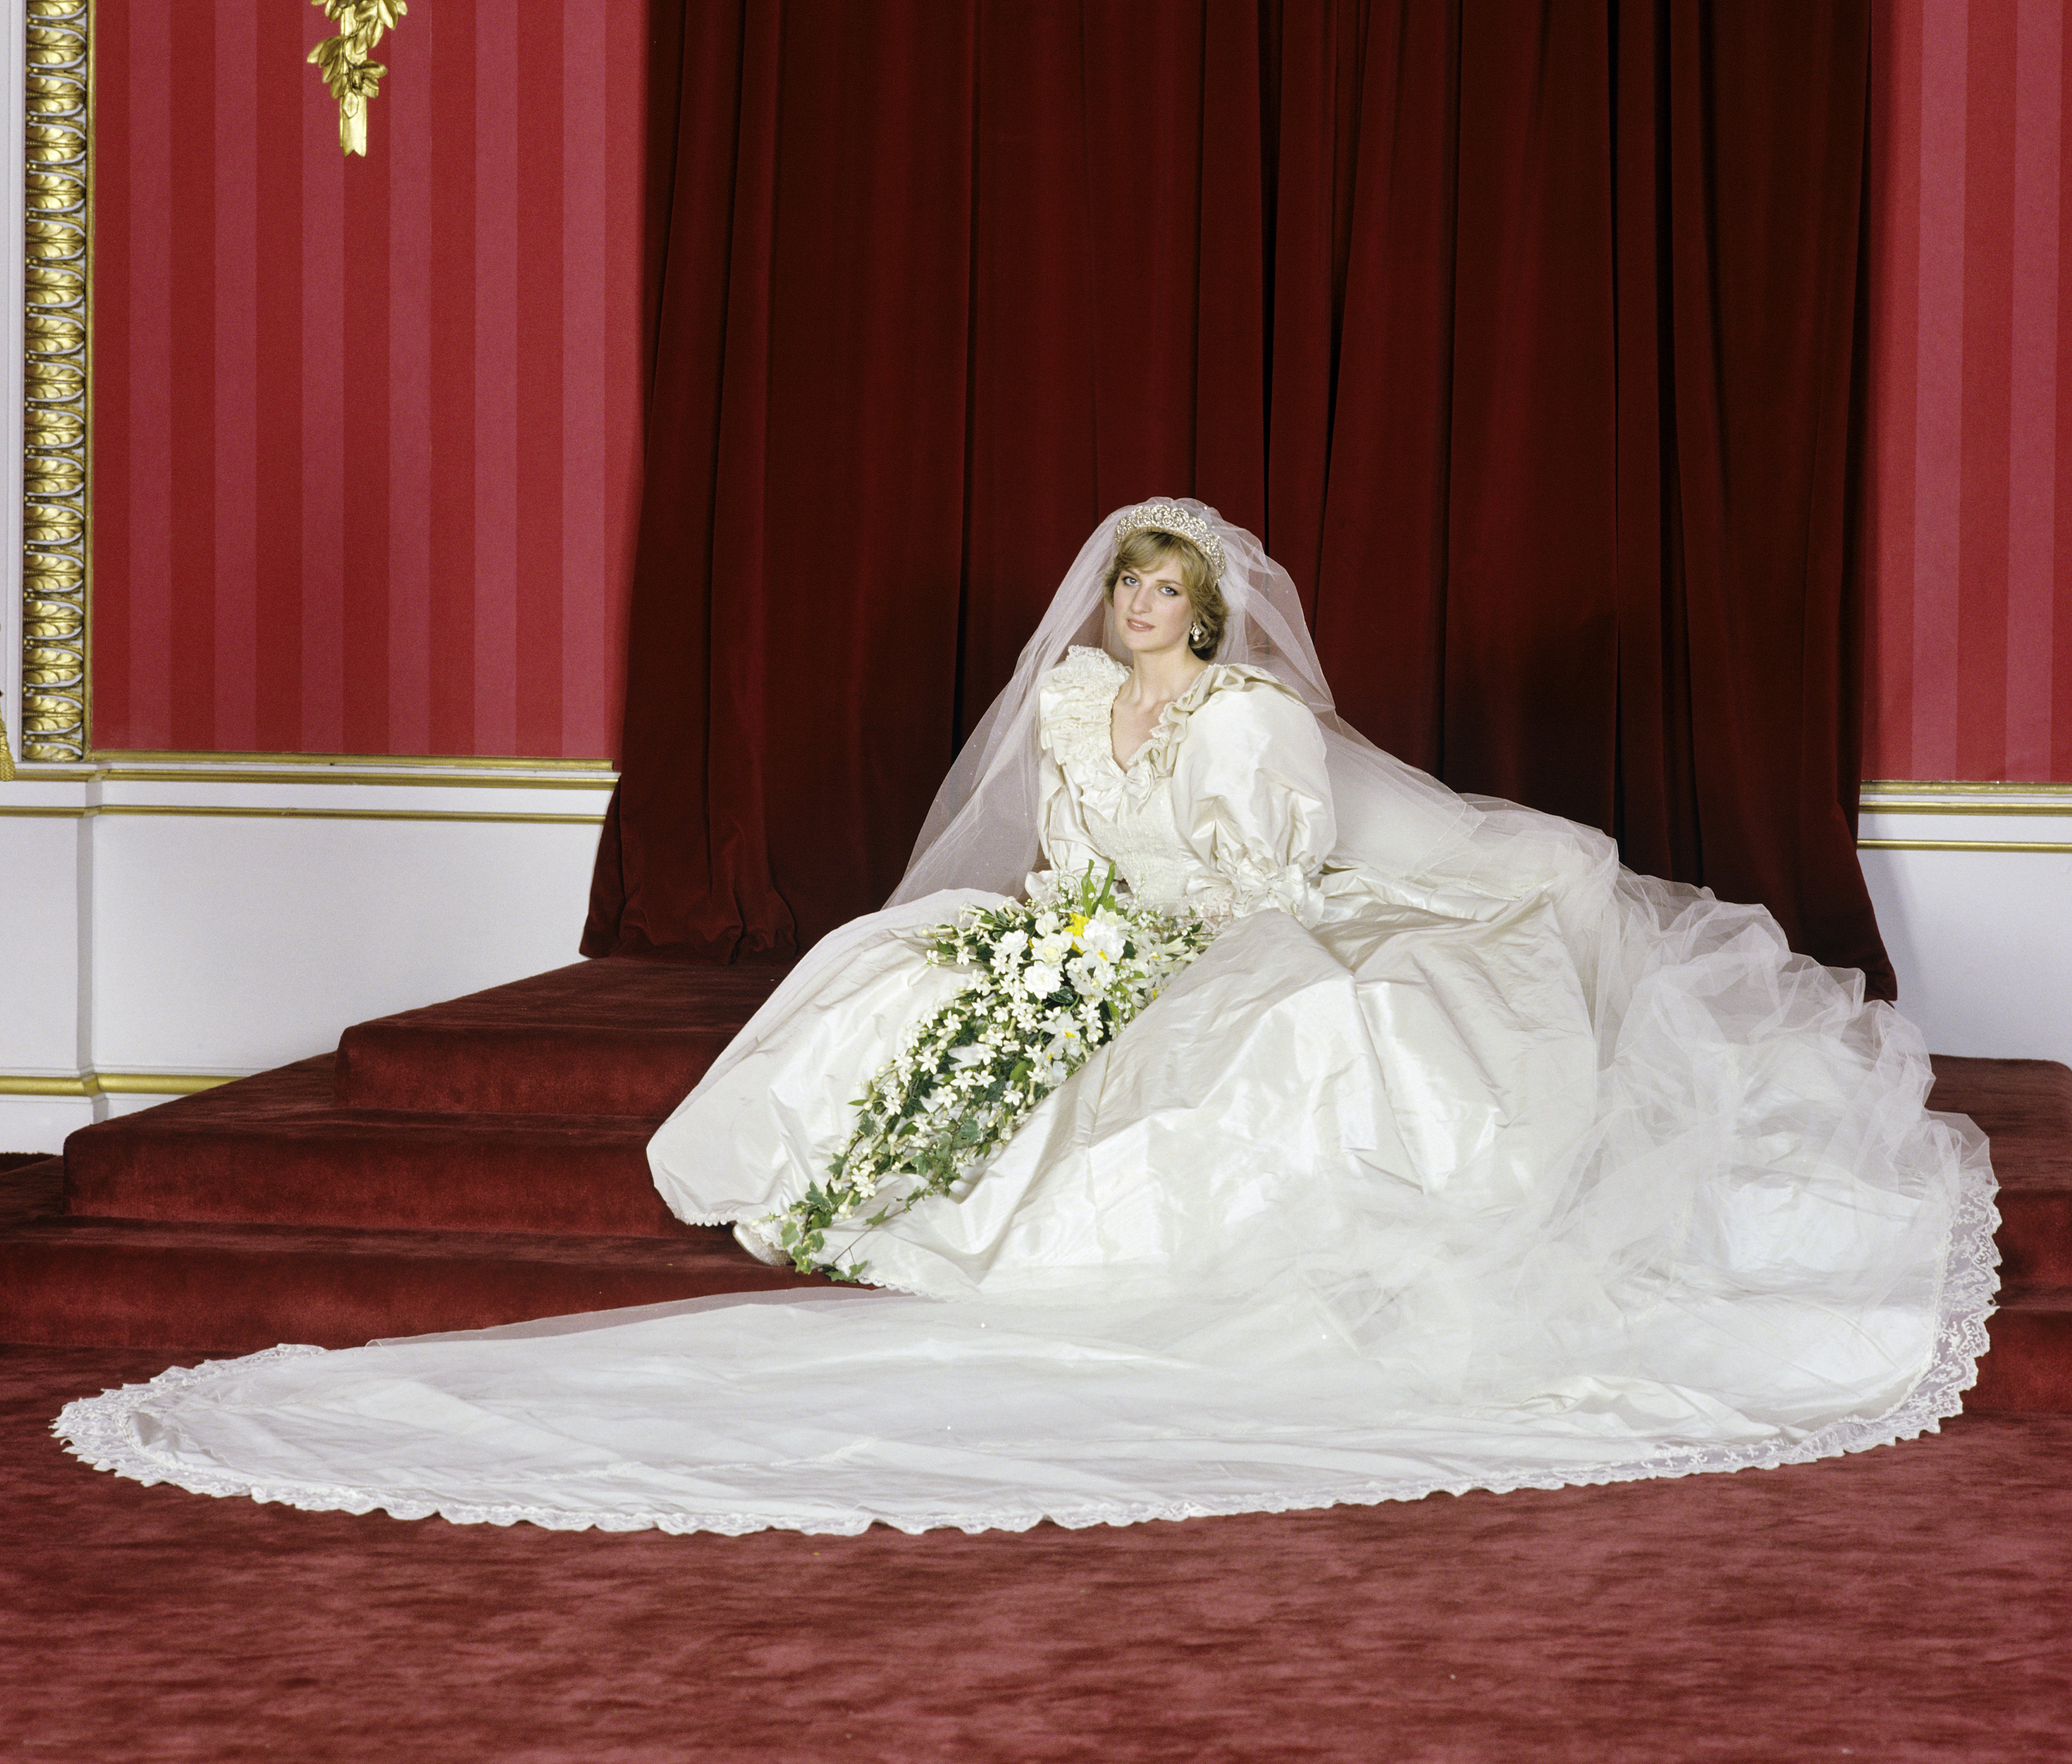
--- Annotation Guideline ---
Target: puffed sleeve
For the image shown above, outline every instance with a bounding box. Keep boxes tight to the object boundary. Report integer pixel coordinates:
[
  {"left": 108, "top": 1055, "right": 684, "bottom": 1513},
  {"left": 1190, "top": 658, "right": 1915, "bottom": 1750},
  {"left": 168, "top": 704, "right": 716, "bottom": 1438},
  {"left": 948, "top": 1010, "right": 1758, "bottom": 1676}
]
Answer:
[{"left": 1172, "top": 675, "right": 1336, "bottom": 925}]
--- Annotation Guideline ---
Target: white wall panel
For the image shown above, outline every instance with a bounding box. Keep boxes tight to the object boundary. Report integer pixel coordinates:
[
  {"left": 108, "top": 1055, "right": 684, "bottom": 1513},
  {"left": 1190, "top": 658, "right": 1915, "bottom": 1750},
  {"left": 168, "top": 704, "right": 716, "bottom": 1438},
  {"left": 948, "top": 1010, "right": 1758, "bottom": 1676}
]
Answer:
[
  {"left": 89, "top": 812, "right": 602, "bottom": 1072},
  {"left": 0, "top": 808, "right": 82, "bottom": 1072},
  {"left": 1862, "top": 845, "right": 2072, "bottom": 1068},
  {"left": 1858, "top": 787, "right": 2072, "bottom": 1070},
  {"left": 0, "top": 758, "right": 614, "bottom": 1151}
]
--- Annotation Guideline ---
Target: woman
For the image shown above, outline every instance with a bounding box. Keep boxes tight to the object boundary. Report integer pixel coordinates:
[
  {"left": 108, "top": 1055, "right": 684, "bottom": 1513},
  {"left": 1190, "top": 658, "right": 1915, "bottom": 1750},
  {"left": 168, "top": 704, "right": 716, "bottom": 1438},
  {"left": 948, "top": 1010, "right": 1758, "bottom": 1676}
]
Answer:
[{"left": 58, "top": 500, "right": 1996, "bottom": 1537}]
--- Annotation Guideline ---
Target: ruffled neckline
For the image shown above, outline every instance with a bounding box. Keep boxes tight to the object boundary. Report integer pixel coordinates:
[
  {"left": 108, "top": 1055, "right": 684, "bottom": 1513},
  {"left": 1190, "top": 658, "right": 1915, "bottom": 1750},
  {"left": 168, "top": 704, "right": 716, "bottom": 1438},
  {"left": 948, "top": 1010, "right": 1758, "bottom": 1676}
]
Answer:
[{"left": 1039, "top": 646, "right": 1271, "bottom": 807}]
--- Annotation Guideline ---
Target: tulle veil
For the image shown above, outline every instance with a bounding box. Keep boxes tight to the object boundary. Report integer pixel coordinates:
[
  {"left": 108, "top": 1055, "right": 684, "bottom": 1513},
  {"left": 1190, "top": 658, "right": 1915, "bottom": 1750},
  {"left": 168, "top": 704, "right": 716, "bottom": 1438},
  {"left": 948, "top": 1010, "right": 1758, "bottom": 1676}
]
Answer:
[
  {"left": 891, "top": 497, "right": 1626, "bottom": 1022},
  {"left": 894, "top": 497, "right": 1482, "bottom": 906}
]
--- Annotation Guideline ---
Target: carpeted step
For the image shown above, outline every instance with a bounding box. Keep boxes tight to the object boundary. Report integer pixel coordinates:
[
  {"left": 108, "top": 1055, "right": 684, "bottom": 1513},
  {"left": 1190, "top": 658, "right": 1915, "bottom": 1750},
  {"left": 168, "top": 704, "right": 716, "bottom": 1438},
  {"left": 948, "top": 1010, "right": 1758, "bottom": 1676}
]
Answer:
[
  {"left": 0, "top": 1215, "right": 824, "bottom": 1352},
  {"left": 1968, "top": 1292, "right": 2072, "bottom": 1414},
  {"left": 0, "top": 1155, "right": 63, "bottom": 1228},
  {"left": 1928, "top": 1057, "right": 2072, "bottom": 1412},
  {"left": 64, "top": 1059, "right": 688, "bottom": 1238},
  {"left": 333, "top": 956, "right": 790, "bottom": 1116},
  {"left": 1927, "top": 1054, "right": 2072, "bottom": 1138}
]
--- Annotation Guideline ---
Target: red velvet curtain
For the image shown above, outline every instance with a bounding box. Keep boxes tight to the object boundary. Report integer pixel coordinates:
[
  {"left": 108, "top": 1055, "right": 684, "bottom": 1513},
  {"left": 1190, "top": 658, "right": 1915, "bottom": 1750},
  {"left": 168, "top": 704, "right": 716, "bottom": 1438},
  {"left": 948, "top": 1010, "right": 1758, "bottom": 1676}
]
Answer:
[{"left": 585, "top": 0, "right": 1892, "bottom": 998}]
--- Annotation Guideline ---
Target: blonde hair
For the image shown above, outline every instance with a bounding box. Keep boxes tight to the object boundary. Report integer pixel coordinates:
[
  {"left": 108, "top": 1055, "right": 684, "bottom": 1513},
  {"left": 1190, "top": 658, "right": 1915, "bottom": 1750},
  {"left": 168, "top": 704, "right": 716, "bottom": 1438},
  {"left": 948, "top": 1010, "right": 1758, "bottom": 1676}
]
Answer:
[{"left": 1102, "top": 529, "right": 1227, "bottom": 659}]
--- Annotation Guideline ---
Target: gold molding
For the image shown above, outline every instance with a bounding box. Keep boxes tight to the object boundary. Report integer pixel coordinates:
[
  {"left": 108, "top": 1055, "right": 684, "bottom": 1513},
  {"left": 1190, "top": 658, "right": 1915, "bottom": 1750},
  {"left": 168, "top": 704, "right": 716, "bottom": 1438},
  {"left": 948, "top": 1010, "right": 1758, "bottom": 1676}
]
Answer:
[
  {"left": 1858, "top": 838, "right": 2072, "bottom": 854},
  {"left": 93, "top": 747, "right": 616, "bottom": 774},
  {"left": 1862, "top": 778, "right": 2072, "bottom": 794},
  {"left": 0, "top": 804, "right": 605, "bottom": 826},
  {"left": 17, "top": 0, "right": 90, "bottom": 767},
  {"left": 90, "top": 804, "right": 607, "bottom": 825},
  {"left": 308, "top": 0, "right": 405, "bottom": 158},
  {"left": 3, "top": 752, "right": 616, "bottom": 794},
  {"left": 1861, "top": 780, "right": 2072, "bottom": 811},
  {"left": 97, "top": 767, "right": 615, "bottom": 791},
  {"left": 0, "top": 1071, "right": 238, "bottom": 1097}
]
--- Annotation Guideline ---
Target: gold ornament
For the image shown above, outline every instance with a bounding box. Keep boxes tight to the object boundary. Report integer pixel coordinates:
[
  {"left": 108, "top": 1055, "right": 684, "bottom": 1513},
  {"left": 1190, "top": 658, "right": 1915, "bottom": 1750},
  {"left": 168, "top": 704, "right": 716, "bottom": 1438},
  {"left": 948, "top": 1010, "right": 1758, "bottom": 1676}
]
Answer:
[
  {"left": 16, "top": 1, "right": 90, "bottom": 766},
  {"left": 308, "top": 1, "right": 407, "bottom": 158}
]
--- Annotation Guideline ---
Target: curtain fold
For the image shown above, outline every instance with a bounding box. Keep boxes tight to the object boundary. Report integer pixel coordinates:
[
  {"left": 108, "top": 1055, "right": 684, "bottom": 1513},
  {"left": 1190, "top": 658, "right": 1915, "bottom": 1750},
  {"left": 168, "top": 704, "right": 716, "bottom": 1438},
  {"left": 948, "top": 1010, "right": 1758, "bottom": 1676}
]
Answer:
[{"left": 585, "top": 0, "right": 1891, "bottom": 999}]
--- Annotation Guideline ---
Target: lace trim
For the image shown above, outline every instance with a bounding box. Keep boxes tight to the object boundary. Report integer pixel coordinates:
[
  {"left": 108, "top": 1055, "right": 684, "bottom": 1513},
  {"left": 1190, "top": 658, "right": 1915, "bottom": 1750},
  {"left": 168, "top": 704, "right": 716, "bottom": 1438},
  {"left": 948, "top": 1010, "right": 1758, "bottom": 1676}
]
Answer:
[
  {"left": 1037, "top": 648, "right": 1129, "bottom": 814},
  {"left": 1038, "top": 649, "right": 1284, "bottom": 813},
  {"left": 50, "top": 1156, "right": 2000, "bottom": 1539}
]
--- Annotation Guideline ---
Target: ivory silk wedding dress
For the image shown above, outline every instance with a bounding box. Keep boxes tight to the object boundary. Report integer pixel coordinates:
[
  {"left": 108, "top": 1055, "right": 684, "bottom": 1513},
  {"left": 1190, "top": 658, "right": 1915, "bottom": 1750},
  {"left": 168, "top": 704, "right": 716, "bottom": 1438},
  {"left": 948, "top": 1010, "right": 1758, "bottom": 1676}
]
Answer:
[{"left": 57, "top": 501, "right": 1998, "bottom": 1537}]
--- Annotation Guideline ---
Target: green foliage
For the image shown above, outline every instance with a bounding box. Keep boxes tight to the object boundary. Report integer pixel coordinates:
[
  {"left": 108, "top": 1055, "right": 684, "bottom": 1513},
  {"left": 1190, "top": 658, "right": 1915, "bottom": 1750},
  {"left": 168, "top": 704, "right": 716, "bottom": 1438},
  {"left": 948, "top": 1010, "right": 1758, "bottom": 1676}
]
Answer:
[{"left": 762, "top": 864, "right": 1216, "bottom": 1280}]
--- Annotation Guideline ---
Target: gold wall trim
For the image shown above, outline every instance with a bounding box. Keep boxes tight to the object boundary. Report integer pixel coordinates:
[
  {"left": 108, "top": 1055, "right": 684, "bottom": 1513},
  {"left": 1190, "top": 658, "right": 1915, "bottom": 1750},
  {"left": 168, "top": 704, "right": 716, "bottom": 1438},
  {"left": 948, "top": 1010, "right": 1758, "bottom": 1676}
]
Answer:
[
  {"left": 1858, "top": 802, "right": 2072, "bottom": 817},
  {"left": 88, "top": 804, "right": 608, "bottom": 826},
  {"left": 1858, "top": 838, "right": 2072, "bottom": 854},
  {"left": 1862, "top": 781, "right": 2072, "bottom": 810},
  {"left": 97, "top": 767, "right": 616, "bottom": 791},
  {"left": 92, "top": 748, "right": 616, "bottom": 773},
  {"left": 0, "top": 1071, "right": 238, "bottom": 1097},
  {"left": 0, "top": 805, "right": 605, "bottom": 825},
  {"left": 16, "top": 0, "right": 91, "bottom": 767}
]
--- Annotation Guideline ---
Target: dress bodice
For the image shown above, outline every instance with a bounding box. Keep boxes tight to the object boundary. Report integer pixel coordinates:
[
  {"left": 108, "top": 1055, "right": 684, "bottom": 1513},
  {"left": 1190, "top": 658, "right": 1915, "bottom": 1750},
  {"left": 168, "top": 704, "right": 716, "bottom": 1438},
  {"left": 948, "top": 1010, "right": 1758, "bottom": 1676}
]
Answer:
[{"left": 1033, "top": 647, "right": 1335, "bottom": 923}]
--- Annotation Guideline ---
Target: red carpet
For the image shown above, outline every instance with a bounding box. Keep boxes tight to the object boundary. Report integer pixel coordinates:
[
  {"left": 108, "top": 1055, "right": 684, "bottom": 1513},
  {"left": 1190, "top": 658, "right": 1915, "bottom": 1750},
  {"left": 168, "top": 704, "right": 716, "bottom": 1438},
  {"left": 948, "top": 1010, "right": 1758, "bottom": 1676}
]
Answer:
[
  {"left": 0, "top": 959, "right": 826, "bottom": 1350},
  {"left": 5, "top": 1343, "right": 2069, "bottom": 1763},
  {"left": 6, "top": 966, "right": 2070, "bottom": 1759},
  {"left": 1, "top": 960, "right": 2067, "bottom": 1413}
]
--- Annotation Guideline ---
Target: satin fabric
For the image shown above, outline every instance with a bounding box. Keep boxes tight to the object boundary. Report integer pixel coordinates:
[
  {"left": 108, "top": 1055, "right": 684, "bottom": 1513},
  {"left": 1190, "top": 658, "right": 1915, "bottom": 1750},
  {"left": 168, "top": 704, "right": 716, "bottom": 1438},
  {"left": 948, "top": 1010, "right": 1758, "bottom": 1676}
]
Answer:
[{"left": 59, "top": 651, "right": 1995, "bottom": 1536}]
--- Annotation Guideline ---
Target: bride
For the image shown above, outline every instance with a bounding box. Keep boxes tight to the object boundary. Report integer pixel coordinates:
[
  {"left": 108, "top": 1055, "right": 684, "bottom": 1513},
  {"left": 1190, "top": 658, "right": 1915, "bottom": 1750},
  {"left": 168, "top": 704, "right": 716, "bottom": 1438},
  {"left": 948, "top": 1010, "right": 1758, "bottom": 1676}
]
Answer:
[{"left": 57, "top": 499, "right": 1997, "bottom": 1537}]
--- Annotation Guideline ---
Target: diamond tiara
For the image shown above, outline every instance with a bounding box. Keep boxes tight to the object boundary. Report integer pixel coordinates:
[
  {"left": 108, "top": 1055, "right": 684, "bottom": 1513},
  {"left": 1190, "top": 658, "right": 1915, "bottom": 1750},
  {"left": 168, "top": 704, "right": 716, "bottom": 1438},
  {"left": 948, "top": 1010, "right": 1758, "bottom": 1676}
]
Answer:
[{"left": 1112, "top": 502, "right": 1225, "bottom": 577}]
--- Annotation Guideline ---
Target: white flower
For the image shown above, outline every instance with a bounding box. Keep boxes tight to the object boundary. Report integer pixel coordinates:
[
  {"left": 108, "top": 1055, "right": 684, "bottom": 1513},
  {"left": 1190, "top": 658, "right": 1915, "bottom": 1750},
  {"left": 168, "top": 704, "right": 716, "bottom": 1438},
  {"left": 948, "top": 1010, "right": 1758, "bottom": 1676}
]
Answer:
[
  {"left": 991, "top": 929, "right": 1030, "bottom": 969},
  {"left": 1023, "top": 961, "right": 1063, "bottom": 998},
  {"left": 1067, "top": 954, "right": 1110, "bottom": 995},
  {"left": 1034, "top": 911, "right": 1060, "bottom": 936},
  {"left": 1079, "top": 915, "right": 1127, "bottom": 962},
  {"left": 1033, "top": 932, "right": 1072, "bottom": 965}
]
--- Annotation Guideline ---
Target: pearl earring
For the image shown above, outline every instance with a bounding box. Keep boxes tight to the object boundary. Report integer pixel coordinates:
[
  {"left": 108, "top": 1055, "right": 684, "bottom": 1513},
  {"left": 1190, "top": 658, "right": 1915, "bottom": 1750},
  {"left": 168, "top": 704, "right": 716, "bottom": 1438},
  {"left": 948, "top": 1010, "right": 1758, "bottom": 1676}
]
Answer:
[{"left": 1189, "top": 621, "right": 1205, "bottom": 644}]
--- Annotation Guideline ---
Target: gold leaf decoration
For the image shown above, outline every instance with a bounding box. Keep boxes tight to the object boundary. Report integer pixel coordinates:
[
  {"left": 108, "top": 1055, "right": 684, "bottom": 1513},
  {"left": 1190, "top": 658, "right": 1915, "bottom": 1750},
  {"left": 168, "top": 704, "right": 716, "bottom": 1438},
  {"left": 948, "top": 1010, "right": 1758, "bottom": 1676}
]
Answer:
[
  {"left": 15, "top": 0, "right": 89, "bottom": 767},
  {"left": 309, "top": 1, "right": 407, "bottom": 158}
]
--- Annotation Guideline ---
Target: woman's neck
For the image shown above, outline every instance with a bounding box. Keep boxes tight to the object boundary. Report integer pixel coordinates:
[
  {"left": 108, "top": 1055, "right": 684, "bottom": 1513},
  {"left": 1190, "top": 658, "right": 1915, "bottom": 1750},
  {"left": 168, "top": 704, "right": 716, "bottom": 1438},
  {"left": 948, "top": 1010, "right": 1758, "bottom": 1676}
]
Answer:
[{"left": 1120, "top": 645, "right": 1208, "bottom": 707}]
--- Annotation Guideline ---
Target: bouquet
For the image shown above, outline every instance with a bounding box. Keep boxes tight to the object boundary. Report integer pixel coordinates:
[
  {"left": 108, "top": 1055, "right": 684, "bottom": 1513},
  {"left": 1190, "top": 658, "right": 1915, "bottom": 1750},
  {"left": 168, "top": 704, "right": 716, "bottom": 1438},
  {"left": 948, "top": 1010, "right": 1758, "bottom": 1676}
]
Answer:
[{"left": 766, "top": 863, "right": 1217, "bottom": 1279}]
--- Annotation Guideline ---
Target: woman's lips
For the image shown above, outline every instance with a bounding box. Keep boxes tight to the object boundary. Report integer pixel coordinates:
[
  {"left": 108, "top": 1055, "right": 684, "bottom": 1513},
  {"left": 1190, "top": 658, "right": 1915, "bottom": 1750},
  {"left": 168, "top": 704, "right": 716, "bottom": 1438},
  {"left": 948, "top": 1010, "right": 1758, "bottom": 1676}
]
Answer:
[{"left": 1127, "top": 619, "right": 1151, "bottom": 632}]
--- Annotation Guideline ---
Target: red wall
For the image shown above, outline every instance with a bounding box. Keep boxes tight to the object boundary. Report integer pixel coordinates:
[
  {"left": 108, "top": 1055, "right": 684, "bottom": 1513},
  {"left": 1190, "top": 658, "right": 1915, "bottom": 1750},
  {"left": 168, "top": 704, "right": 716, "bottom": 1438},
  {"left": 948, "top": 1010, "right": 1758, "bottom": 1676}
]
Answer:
[
  {"left": 87, "top": 3, "right": 2070, "bottom": 779},
  {"left": 90, "top": 0, "right": 650, "bottom": 760},
  {"left": 1869, "top": 0, "right": 2072, "bottom": 782}
]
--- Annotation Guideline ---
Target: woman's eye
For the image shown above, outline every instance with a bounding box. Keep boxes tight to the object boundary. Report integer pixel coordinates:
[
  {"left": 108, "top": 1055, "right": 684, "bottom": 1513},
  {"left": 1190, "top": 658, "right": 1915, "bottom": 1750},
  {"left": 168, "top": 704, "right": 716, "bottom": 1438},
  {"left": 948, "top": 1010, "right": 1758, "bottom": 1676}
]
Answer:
[{"left": 1160, "top": 585, "right": 1178, "bottom": 596}]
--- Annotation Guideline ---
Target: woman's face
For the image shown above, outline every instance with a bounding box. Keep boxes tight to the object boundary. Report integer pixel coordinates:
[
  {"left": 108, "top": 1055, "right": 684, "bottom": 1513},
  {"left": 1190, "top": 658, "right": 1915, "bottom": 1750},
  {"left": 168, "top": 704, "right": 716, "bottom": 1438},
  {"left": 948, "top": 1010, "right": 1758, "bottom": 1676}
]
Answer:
[{"left": 1111, "top": 553, "right": 1194, "bottom": 658}]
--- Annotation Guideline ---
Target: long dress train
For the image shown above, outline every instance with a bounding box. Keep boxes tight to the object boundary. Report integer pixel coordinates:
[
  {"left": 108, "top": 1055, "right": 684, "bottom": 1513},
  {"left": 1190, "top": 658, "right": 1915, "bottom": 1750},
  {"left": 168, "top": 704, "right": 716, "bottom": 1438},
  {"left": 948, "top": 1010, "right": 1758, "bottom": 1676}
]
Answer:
[{"left": 54, "top": 638, "right": 1997, "bottom": 1536}]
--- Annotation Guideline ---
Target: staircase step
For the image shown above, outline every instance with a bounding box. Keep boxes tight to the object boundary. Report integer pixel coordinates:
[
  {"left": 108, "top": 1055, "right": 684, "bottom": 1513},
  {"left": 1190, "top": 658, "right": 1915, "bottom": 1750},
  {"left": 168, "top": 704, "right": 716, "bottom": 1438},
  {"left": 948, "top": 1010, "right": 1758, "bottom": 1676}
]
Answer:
[
  {"left": 1927, "top": 1055, "right": 2072, "bottom": 1138},
  {"left": 64, "top": 1059, "right": 687, "bottom": 1238},
  {"left": 0, "top": 1154, "right": 63, "bottom": 1227},
  {"left": 0, "top": 1215, "right": 822, "bottom": 1352},
  {"left": 333, "top": 956, "right": 788, "bottom": 1115},
  {"left": 1969, "top": 1290, "right": 2072, "bottom": 1414}
]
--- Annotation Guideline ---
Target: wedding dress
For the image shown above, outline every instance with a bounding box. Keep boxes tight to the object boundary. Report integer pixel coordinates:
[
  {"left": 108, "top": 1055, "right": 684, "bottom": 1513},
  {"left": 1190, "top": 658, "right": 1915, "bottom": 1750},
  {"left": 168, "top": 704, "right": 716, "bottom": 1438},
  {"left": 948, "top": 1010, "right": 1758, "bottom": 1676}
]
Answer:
[{"left": 55, "top": 501, "right": 1998, "bottom": 1537}]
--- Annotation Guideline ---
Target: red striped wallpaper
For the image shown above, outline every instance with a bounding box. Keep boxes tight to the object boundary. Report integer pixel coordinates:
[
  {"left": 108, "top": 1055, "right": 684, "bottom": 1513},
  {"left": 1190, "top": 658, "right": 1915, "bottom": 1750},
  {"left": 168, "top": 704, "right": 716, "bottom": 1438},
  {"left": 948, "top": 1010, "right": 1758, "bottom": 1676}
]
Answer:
[
  {"left": 1869, "top": 0, "right": 2072, "bottom": 782},
  {"left": 90, "top": 0, "right": 648, "bottom": 759},
  {"left": 86, "top": 6, "right": 2070, "bottom": 777}
]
